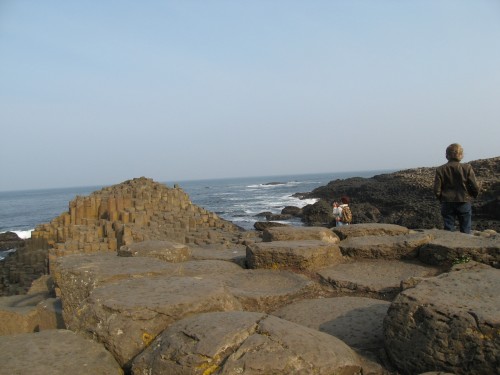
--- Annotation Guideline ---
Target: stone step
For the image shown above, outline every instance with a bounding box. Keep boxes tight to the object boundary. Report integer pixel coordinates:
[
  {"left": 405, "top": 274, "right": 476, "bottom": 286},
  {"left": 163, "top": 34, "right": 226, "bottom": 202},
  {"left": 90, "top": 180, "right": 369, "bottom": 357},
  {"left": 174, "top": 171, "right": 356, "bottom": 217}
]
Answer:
[{"left": 317, "top": 259, "right": 442, "bottom": 299}]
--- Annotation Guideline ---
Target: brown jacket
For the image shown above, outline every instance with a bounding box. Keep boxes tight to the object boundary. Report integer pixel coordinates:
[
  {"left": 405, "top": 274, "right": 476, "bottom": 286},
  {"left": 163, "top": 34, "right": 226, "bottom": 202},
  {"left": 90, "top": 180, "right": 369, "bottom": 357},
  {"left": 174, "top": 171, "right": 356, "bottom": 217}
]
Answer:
[{"left": 434, "top": 161, "right": 479, "bottom": 202}]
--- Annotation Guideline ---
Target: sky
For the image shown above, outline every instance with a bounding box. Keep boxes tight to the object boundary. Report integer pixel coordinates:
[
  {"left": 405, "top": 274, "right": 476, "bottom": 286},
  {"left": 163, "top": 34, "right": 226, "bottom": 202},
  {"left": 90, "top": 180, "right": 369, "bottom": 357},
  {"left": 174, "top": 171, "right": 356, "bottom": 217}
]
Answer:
[{"left": 1, "top": 0, "right": 499, "bottom": 191}]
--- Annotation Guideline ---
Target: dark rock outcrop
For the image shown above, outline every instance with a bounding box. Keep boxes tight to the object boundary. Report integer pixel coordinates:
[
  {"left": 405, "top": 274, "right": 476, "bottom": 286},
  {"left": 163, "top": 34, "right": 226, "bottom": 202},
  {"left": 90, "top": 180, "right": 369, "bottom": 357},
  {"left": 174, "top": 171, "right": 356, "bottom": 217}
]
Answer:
[
  {"left": 301, "top": 157, "right": 500, "bottom": 231},
  {"left": 0, "top": 231, "right": 25, "bottom": 251},
  {"left": 281, "top": 205, "right": 303, "bottom": 216},
  {"left": 253, "top": 221, "right": 289, "bottom": 231}
]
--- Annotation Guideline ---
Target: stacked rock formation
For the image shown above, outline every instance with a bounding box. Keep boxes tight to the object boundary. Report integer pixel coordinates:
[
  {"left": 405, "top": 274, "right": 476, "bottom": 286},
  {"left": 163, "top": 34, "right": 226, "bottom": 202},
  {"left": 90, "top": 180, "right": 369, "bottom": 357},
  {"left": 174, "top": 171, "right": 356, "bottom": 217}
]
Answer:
[
  {"left": 0, "top": 246, "right": 47, "bottom": 296},
  {"left": 29, "top": 177, "right": 242, "bottom": 265}
]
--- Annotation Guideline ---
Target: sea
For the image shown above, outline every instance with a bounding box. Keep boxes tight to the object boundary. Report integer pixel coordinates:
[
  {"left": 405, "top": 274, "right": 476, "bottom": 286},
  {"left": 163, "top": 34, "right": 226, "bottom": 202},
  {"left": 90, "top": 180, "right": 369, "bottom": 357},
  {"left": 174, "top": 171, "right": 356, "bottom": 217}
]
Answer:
[{"left": 0, "top": 170, "right": 389, "bottom": 260}]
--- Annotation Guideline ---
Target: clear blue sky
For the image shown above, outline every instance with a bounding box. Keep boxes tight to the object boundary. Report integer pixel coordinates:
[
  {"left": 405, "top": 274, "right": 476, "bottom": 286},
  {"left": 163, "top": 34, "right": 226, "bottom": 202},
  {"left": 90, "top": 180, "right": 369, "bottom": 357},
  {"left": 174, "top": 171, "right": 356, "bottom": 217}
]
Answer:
[{"left": 1, "top": 1, "right": 499, "bottom": 191}]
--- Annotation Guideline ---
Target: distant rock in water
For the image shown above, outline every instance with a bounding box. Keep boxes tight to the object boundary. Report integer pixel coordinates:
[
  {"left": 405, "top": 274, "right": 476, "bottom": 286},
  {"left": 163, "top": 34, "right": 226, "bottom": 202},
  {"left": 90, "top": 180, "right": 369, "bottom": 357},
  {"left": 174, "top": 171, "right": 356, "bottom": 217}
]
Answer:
[
  {"left": 263, "top": 181, "right": 286, "bottom": 185},
  {"left": 300, "top": 157, "right": 500, "bottom": 232}
]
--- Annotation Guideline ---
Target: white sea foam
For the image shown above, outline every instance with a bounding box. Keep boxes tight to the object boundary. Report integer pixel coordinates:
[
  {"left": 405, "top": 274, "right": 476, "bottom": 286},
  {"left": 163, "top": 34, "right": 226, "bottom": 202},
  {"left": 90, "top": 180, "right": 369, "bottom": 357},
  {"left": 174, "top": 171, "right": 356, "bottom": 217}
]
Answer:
[
  {"left": 14, "top": 230, "right": 33, "bottom": 239},
  {"left": 293, "top": 198, "right": 318, "bottom": 207},
  {"left": 0, "top": 229, "right": 33, "bottom": 239}
]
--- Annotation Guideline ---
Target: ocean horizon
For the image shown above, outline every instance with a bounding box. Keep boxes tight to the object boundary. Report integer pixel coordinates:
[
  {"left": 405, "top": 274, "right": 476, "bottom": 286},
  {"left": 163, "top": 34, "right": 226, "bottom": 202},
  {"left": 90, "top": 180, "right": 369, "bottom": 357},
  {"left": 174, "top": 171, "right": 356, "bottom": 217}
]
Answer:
[{"left": 0, "top": 169, "right": 394, "bottom": 242}]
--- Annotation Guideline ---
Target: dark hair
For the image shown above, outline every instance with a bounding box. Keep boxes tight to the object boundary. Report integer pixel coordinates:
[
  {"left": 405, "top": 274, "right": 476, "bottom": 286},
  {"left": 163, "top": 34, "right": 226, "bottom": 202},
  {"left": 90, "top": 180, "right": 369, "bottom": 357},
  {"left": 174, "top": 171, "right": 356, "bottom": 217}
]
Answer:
[{"left": 341, "top": 195, "right": 350, "bottom": 204}]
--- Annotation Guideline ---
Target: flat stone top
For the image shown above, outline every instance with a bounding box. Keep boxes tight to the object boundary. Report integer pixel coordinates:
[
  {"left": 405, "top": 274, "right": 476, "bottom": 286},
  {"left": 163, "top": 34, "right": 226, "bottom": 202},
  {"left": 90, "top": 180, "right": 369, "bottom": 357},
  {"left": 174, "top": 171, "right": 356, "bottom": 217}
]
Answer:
[
  {"left": 422, "top": 229, "right": 500, "bottom": 249},
  {"left": 54, "top": 252, "right": 179, "bottom": 276},
  {"left": 222, "top": 269, "right": 315, "bottom": 295},
  {"left": 263, "top": 226, "right": 339, "bottom": 243},
  {"left": 340, "top": 231, "right": 432, "bottom": 247},
  {"left": 190, "top": 245, "right": 246, "bottom": 261},
  {"left": 401, "top": 264, "right": 500, "bottom": 325},
  {"left": 0, "top": 291, "right": 49, "bottom": 312},
  {"left": 120, "top": 240, "right": 188, "bottom": 252},
  {"left": 87, "top": 275, "right": 240, "bottom": 311},
  {"left": 253, "top": 240, "right": 338, "bottom": 249},
  {"left": 333, "top": 223, "right": 410, "bottom": 239},
  {"left": 272, "top": 296, "right": 390, "bottom": 350},
  {"left": 55, "top": 252, "right": 243, "bottom": 280},
  {"left": 0, "top": 329, "right": 122, "bottom": 375},
  {"left": 318, "top": 260, "right": 442, "bottom": 291}
]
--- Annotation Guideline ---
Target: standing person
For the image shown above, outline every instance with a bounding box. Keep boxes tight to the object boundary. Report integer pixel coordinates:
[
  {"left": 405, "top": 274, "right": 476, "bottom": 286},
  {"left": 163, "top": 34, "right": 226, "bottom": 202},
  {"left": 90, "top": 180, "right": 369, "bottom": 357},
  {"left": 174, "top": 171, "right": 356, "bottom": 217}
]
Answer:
[
  {"left": 434, "top": 143, "right": 480, "bottom": 234},
  {"left": 333, "top": 196, "right": 352, "bottom": 226},
  {"left": 332, "top": 201, "right": 342, "bottom": 226}
]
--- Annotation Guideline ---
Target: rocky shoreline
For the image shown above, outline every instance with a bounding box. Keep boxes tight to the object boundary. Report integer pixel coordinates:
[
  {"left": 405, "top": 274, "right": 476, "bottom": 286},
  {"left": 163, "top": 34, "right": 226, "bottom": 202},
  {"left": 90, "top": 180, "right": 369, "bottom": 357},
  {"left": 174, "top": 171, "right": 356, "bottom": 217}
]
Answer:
[
  {"left": 296, "top": 156, "right": 500, "bottom": 231},
  {"left": 0, "top": 160, "right": 499, "bottom": 374}
]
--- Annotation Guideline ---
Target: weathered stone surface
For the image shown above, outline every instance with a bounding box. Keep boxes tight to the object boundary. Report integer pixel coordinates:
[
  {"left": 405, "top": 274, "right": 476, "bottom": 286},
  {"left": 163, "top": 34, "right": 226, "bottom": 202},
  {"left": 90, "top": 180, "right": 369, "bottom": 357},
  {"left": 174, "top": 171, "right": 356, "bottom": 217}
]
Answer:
[
  {"left": 384, "top": 262, "right": 500, "bottom": 375},
  {"left": 223, "top": 269, "right": 320, "bottom": 312},
  {"left": 0, "top": 329, "right": 123, "bottom": 374},
  {"left": 0, "top": 272, "right": 64, "bottom": 335},
  {"left": 0, "top": 282, "right": 64, "bottom": 336},
  {"left": 52, "top": 253, "right": 244, "bottom": 326},
  {"left": 246, "top": 240, "right": 343, "bottom": 270},
  {"left": 190, "top": 244, "right": 247, "bottom": 267},
  {"left": 262, "top": 226, "right": 340, "bottom": 243},
  {"left": 70, "top": 276, "right": 243, "bottom": 367},
  {"left": 0, "top": 292, "right": 45, "bottom": 335},
  {"left": 36, "top": 297, "right": 65, "bottom": 331},
  {"left": 52, "top": 252, "right": 183, "bottom": 325},
  {"left": 418, "top": 229, "right": 500, "bottom": 268},
  {"left": 272, "top": 296, "right": 390, "bottom": 353},
  {"left": 27, "top": 274, "right": 54, "bottom": 294},
  {"left": 340, "top": 232, "right": 433, "bottom": 259},
  {"left": 117, "top": 239, "right": 191, "bottom": 262},
  {"left": 318, "top": 260, "right": 442, "bottom": 299},
  {"left": 333, "top": 224, "right": 410, "bottom": 240},
  {"left": 131, "top": 311, "right": 364, "bottom": 375}
]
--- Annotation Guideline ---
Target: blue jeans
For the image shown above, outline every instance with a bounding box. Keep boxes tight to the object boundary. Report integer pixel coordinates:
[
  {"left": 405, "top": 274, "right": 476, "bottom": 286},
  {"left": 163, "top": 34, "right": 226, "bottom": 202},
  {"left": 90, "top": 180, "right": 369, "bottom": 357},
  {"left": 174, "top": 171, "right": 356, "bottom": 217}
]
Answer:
[{"left": 441, "top": 202, "right": 472, "bottom": 234}]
